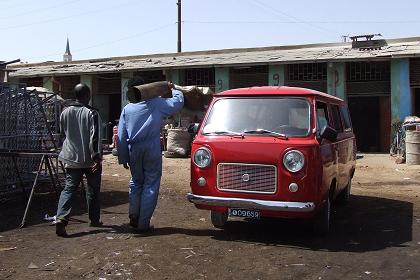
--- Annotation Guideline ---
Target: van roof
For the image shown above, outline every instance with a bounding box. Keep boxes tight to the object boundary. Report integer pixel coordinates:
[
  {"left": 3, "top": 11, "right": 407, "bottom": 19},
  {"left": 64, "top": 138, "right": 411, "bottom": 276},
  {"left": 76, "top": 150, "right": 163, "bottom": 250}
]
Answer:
[{"left": 218, "top": 86, "right": 344, "bottom": 102}]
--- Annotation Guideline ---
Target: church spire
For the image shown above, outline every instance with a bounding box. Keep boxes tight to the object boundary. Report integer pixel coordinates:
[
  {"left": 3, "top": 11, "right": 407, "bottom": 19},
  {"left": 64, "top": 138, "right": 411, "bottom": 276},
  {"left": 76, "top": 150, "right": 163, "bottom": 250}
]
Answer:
[{"left": 63, "top": 37, "right": 72, "bottom": 62}]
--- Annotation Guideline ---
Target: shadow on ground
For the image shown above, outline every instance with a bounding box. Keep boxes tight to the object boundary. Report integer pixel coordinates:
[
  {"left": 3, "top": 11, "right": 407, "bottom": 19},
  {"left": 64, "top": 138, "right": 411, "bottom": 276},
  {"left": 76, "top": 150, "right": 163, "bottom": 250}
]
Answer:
[
  {"left": 147, "top": 194, "right": 413, "bottom": 253},
  {"left": 0, "top": 188, "right": 128, "bottom": 232}
]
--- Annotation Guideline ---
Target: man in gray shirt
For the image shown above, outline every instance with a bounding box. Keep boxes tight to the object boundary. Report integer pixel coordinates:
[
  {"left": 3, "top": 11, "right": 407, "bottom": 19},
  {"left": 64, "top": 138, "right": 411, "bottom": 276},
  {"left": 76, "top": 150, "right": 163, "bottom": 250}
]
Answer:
[{"left": 55, "top": 83, "right": 103, "bottom": 237}]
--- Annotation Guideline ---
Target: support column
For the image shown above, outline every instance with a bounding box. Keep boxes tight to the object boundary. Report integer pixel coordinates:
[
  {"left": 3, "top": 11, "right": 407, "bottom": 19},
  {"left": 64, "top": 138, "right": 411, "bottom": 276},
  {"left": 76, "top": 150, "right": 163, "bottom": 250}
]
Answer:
[
  {"left": 8, "top": 77, "right": 19, "bottom": 84},
  {"left": 215, "top": 67, "right": 230, "bottom": 93},
  {"left": 80, "top": 75, "right": 94, "bottom": 106},
  {"left": 327, "top": 62, "right": 346, "bottom": 100},
  {"left": 391, "top": 58, "right": 411, "bottom": 123},
  {"left": 268, "top": 65, "right": 285, "bottom": 86},
  {"left": 42, "top": 77, "right": 54, "bottom": 92},
  {"left": 121, "top": 72, "right": 133, "bottom": 109},
  {"left": 165, "top": 69, "right": 184, "bottom": 85}
]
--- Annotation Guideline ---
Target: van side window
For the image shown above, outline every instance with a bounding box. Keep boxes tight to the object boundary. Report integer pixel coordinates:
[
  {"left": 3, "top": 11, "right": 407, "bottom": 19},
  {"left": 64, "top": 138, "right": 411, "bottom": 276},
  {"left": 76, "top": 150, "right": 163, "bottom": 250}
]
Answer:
[
  {"left": 315, "top": 101, "right": 329, "bottom": 131},
  {"left": 339, "top": 105, "right": 352, "bottom": 131},
  {"left": 331, "top": 105, "right": 343, "bottom": 133}
]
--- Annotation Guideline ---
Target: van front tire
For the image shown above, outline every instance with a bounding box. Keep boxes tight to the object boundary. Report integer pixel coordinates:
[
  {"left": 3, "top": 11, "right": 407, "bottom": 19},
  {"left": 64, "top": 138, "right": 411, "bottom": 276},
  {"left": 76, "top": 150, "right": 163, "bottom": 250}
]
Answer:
[
  {"left": 211, "top": 211, "right": 228, "bottom": 229},
  {"left": 313, "top": 197, "right": 330, "bottom": 235}
]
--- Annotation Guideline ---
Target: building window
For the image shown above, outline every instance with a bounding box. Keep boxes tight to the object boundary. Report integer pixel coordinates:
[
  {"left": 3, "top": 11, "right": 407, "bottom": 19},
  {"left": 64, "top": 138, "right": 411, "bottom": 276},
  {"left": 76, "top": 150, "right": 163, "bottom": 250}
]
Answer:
[
  {"left": 184, "top": 68, "right": 215, "bottom": 87},
  {"left": 347, "top": 61, "right": 390, "bottom": 81},
  {"left": 286, "top": 63, "right": 327, "bottom": 81}
]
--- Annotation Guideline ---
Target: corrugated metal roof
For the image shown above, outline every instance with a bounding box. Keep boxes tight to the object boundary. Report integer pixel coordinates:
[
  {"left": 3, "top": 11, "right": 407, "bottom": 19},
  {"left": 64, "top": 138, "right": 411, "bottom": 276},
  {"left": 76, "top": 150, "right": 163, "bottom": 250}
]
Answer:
[{"left": 8, "top": 37, "right": 420, "bottom": 78}]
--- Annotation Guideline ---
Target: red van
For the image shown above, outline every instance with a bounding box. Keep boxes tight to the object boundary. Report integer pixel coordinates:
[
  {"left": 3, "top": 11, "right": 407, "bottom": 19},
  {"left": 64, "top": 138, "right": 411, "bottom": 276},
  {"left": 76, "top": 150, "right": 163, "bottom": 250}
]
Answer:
[{"left": 187, "top": 86, "right": 356, "bottom": 234}]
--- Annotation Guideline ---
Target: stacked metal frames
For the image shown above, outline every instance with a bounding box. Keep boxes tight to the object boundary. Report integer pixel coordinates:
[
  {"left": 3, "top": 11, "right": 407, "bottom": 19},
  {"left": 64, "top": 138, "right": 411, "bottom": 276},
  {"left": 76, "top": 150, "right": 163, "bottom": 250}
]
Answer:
[{"left": 0, "top": 82, "right": 63, "bottom": 197}]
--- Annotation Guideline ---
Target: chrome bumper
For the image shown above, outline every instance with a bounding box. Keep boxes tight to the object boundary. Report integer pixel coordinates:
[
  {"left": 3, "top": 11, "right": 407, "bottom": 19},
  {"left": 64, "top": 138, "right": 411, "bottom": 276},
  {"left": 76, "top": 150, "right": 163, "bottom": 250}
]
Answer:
[{"left": 187, "top": 193, "right": 315, "bottom": 212}]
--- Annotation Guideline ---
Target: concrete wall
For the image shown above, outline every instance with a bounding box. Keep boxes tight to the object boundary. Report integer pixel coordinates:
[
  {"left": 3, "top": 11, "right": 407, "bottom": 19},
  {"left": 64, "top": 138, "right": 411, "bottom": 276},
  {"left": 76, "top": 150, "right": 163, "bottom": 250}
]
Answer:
[
  {"left": 391, "top": 58, "right": 412, "bottom": 123},
  {"left": 121, "top": 72, "right": 133, "bottom": 109},
  {"left": 327, "top": 62, "right": 346, "bottom": 100},
  {"left": 215, "top": 67, "right": 229, "bottom": 93},
  {"left": 268, "top": 65, "right": 285, "bottom": 86}
]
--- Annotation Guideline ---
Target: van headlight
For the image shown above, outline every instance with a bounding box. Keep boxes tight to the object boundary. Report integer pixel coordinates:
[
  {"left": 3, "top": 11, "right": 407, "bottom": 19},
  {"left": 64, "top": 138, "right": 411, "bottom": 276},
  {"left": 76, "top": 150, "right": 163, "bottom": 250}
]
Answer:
[
  {"left": 283, "top": 150, "right": 304, "bottom": 172},
  {"left": 193, "top": 147, "right": 212, "bottom": 168}
]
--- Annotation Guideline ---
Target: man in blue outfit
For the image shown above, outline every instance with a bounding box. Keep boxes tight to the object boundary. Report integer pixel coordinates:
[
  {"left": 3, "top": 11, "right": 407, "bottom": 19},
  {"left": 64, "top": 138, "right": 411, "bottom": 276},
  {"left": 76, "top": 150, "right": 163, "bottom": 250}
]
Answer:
[{"left": 117, "top": 80, "right": 184, "bottom": 232}]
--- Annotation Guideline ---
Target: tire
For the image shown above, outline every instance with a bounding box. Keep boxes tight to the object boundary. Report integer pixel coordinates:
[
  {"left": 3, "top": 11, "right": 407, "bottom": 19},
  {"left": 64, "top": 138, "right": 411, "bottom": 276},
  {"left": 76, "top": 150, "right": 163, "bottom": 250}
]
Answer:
[
  {"left": 312, "top": 197, "right": 330, "bottom": 235},
  {"left": 210, "top": 211, "right": 228, "bottom": 229},
  {"left": 338, "top": 179, "right": 351, "bottom": 203}
]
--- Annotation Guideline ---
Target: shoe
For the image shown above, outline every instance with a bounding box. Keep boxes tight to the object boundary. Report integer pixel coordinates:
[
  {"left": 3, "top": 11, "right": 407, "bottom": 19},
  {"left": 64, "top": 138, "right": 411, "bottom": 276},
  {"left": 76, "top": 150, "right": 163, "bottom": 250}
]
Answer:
[
  {"left": 135, "top": 225, "right": 154, "bottom": 234},
  {"left": 89, "top": 221, "right": 104, "bottom": 227},
  {"left": 129, "top": 215, "right": 138, "bottom": 228},
  {"left": 55, "top": 221, "right": 67, "bottom": 237}
]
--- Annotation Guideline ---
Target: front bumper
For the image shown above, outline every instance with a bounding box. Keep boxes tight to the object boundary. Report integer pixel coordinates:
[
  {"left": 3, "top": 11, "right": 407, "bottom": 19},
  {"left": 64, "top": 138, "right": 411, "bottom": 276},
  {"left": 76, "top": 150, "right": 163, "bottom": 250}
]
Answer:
[{"left": 187, "top": 193, "right": 315, "bottom": 212}]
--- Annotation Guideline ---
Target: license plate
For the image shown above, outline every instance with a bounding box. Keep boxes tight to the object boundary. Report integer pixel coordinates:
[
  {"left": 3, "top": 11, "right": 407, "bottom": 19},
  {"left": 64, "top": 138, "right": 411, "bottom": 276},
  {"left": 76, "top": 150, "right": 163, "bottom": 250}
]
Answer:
[{"left": 228, "top": 208, "right": 260, "bottom": 219}]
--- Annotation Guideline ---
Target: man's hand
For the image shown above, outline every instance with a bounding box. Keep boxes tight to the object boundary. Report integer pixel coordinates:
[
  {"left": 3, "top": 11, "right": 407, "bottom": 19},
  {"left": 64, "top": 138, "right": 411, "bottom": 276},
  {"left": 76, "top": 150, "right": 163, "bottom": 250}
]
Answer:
[
  {"left": 123, "top": 163, "right": 129, "bottom": 170},
  {"left": 91, "top": 161, "right": 102, "bottom": 173}
]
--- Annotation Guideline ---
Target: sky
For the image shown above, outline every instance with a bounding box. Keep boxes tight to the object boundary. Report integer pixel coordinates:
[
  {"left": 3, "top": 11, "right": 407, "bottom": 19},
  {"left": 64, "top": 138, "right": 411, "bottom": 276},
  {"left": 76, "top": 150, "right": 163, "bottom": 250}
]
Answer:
[{"left": 1, "top": 0, "right": 420, "bottom": 63}]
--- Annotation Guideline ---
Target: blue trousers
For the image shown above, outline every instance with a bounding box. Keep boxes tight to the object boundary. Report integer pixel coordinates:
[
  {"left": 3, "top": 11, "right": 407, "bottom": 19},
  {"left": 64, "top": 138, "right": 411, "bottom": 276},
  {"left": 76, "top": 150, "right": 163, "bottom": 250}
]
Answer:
[
  {"left": 128, "top": 147, "right": 162, "bottom": 229},
  {"left": 56, "top": 167, "right": 102, "bottom": 224}
]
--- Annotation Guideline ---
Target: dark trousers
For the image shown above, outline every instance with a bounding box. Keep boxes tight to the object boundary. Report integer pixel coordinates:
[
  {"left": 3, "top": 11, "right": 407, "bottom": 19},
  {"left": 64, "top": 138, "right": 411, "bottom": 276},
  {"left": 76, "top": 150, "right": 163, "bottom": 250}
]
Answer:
[{"left": 56, "top": 167, "right": 102, "bottom": 224}]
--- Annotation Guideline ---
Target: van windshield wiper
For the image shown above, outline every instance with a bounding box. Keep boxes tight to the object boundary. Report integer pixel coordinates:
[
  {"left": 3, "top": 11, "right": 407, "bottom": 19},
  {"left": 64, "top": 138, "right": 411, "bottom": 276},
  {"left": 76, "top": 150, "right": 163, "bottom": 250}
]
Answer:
[
  {"left": 204, "top": 130, "right": 244, "bottom": 138},
  {"left": 243, "top": 129, "right": 288, "bottom": 139}
]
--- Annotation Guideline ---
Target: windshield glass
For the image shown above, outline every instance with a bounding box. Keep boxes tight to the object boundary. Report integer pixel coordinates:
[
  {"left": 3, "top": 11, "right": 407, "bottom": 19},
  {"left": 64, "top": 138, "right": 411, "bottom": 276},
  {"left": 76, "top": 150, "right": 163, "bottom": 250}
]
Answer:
[{"left": 202, "top": 97, "right": 311, "bottom": 137}]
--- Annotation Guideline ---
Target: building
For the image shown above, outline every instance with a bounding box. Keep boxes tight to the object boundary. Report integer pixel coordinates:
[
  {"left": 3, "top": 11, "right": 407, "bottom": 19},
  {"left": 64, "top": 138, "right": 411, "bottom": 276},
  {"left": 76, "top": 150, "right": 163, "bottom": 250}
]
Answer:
[{"left": 7, "top": 36, "right": 420, "bottom": 152}]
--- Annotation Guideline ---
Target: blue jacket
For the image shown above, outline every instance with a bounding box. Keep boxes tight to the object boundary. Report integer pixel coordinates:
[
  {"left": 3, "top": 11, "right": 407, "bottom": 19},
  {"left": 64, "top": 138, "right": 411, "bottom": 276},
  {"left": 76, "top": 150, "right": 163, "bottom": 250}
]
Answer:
[{"left": 117, "top": 89, "right": 184, "bottom": 164}]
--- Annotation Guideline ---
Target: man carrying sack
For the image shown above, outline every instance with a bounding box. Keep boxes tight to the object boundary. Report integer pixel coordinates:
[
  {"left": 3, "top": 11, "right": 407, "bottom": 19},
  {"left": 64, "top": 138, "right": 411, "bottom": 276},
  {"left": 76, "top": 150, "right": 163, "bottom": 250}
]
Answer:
[{"left": 117, "top": 79, "right": 184, "bottom": 232}]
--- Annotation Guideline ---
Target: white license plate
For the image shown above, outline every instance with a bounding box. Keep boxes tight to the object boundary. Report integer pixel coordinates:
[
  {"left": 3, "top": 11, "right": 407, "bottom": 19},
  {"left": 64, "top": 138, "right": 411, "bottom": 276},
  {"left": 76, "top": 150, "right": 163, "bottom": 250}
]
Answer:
[{"left": 228, "top": 208, "right": 260, "bottom": 219}]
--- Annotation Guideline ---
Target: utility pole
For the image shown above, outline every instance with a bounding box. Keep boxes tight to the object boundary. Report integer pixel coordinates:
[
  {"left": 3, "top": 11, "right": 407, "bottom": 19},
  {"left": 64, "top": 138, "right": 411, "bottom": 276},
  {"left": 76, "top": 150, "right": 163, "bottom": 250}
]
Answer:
[{"left": 177, "top": 0, "right": 182, "bottom": 53}]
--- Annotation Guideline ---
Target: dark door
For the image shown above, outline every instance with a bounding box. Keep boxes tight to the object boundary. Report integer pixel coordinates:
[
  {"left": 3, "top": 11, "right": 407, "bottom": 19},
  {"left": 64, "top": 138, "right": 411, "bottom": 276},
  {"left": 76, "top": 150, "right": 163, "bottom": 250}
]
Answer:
[{"left": 348, "top": 96, "right": 380, "bottom": 152}]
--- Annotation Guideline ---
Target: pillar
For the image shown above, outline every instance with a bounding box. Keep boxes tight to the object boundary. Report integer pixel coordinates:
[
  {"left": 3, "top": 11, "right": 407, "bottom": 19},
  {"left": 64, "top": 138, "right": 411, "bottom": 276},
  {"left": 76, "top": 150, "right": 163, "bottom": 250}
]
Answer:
[
  {"left": 80, "top": 75, "right": 94, "bottom": 106},
  {"left": 268, "top": 65, "right": 285, "bottom": 86},
  {"left": 215, "top": 67, "right": 229, "bottom": 93},
  {"left": 391, "top": 58, "right": 411, "bottom": 123},
  {"left": 327, "top": 62, "right": 346, "bottom": 100},
  {"left": 42, "top": 77, "right": 54, "bottom": 92},
  {"left": 166, "top": 69, "right": 184, "bottom": 85},
  {"left": 121, "top": 72, "right": 133, "bottom": 109}
]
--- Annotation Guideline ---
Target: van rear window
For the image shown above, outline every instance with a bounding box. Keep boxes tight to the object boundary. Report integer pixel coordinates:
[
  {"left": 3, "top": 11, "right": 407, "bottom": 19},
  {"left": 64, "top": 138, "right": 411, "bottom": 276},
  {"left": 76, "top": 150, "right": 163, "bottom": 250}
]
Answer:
[{"left": 202, "top": 97, "right": 311, "bottom": 137}]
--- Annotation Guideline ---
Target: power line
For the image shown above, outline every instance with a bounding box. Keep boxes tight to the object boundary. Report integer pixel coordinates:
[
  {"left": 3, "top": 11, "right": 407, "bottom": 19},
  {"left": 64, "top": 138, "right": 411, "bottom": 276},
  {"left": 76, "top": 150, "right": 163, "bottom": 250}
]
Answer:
[
  {"left": 26, "top": 22, "right": 176, "bottom": 61},
  {"left": 0, "top": 0, "right": 138, "bottom": 31},
  {"left": 246, "top": 0, "right": 338, "bottom": 36},
  {"left": 184, "top": 19, "right": 420, "bottom": 24},
  {"left": 0, "top": 0, "right": 83, "bottom": 20}
]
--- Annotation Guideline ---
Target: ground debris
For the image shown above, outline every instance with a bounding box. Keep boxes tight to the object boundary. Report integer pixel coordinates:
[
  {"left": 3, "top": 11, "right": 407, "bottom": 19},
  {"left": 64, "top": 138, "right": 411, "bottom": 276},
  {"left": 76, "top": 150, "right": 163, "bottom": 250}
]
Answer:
[
  {"left": 146, "top": 263, "right": 157, "bottom": 271},
  {"left": 28, "top": 263, "right": 39, "bottom": 269},
  {"left": 0, "top": 247, "right": 17, "bottom": 252}
]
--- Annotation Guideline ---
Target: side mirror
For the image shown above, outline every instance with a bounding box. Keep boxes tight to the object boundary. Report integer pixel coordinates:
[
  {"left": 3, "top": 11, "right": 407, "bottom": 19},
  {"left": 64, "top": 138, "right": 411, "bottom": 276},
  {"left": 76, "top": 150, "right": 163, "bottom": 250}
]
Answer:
[
  {"left": 188, "top": 123, "right": 200, "bottom": 134},
  {"left": 320, "top": 125, "right": 338, "bottom": 142}
]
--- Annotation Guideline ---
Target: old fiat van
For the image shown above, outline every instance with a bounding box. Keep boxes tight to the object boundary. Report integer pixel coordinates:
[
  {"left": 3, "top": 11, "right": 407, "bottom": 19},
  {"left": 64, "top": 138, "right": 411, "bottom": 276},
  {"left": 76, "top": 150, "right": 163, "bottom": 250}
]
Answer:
[{"left": 187, "top": 86, "right": 356, "bottom": 234}]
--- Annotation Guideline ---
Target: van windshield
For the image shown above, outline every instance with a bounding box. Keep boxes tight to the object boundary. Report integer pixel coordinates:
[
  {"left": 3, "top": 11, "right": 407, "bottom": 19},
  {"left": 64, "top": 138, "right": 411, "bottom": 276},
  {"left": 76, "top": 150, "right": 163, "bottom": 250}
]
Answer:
[{"left": 202, "top": 97, "right": 311, "bottom": 137}]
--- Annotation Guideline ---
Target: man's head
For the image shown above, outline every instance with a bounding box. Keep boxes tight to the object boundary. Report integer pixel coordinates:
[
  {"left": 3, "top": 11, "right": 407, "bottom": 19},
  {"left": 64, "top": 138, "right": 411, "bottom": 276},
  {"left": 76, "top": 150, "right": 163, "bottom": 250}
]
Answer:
[{"left": 74, "top": 83, "right": 91, "bottom": 105}]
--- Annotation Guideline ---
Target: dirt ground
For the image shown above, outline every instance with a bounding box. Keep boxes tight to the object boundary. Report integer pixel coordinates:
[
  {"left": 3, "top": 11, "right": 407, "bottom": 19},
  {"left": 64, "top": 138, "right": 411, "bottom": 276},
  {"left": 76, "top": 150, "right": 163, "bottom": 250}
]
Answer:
[{"left": 0, "top": 154, "right": 420, "bottom": 280}]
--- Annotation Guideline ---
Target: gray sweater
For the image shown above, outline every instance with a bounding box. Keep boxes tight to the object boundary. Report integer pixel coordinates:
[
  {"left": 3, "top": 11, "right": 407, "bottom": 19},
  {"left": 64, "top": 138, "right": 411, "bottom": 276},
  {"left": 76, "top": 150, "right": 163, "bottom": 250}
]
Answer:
[{"left": 58, "top": 102, "right": 102, "bottom": 168}]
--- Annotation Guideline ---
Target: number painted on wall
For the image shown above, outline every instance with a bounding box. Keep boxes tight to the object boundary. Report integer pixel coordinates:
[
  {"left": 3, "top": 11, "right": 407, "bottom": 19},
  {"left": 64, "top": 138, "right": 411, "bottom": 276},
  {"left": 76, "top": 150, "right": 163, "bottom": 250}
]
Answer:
[
  {"left": 273, "top": 73, "right": 280, "bottom": 86},
  {"left": 217, "top": 79, "right": 223, "bottom": 91}
]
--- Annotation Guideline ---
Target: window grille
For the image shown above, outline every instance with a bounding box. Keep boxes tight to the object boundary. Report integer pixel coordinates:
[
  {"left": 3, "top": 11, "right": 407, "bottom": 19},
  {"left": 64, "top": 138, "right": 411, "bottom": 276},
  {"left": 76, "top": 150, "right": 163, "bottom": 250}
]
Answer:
[
  {"left": 286, "top": 63, "right": 327, "bottom": 81},
  {"left": 347, "top": 61, "right": 390, "bottom": 81},
  {"left": 184, "top": 68, "right": 215, "bottom": 87}
]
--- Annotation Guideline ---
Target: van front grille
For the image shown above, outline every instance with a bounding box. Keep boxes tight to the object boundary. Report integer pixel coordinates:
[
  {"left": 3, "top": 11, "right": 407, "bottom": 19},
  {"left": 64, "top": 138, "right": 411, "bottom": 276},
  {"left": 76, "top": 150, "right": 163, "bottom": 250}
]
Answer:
[{"left": 217, "top": 163, "right": 277, "bottom": 194}]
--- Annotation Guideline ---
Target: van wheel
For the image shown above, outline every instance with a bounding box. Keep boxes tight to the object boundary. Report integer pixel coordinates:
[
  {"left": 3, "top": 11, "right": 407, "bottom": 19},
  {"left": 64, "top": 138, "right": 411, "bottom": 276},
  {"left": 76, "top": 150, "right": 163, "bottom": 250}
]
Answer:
[
  {"left": 211, "top": 211, "right": 228, "bottom": 229},
  {"left": 338, "top": 179, "right": 351, "bottom": 203},
  {"left": 313, "top": 197, "right": 330, "bottom": 235}
]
